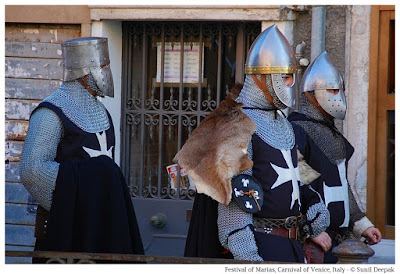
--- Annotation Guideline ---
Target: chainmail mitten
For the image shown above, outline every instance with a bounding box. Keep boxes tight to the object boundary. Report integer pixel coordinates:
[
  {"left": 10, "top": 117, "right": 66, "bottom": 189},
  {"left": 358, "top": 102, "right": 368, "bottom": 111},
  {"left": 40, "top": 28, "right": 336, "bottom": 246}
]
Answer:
[
  {"left": 218, "top": 202, "right": 263, "bottom": 261},
  {"left": 20, "top": 108, "right": 63, "bottom": 211},
  {"left": 300, "top": 185, "right": 330, "bottom": 238},
  {"left": 306, "top": 201, "right": 330, "bottom": 238}
]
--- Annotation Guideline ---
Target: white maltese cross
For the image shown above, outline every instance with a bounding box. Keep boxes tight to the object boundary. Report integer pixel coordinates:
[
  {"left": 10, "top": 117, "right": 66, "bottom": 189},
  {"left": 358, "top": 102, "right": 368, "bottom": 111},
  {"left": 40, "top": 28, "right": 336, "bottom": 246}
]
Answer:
[
  {"left": 270, "top": 150, "right": 301, "bottom": 209},
  {"left": 82, "top": 131, "right": 113, "bottom": 159}
]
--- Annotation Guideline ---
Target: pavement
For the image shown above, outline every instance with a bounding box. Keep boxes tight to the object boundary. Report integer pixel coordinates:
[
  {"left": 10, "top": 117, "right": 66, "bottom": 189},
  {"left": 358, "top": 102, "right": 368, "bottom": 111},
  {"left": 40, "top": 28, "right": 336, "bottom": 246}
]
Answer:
[{"left": 367, "top": 239, "right": 395, "bottom": 264}]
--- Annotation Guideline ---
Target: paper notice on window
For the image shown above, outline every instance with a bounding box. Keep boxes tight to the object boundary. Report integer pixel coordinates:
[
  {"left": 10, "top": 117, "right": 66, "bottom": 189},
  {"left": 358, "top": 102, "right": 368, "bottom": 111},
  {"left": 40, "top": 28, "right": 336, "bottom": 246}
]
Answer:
[{"left": 156, "top": 42, "right": 204, "bottom": 83}]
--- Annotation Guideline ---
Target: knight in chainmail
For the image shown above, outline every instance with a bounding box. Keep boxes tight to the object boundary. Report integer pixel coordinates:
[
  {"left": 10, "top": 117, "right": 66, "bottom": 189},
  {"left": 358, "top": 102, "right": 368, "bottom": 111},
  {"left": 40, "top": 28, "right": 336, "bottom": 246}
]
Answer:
[
  {"left": 20, "top": 37, "right": 144, "bottom": 261},
  {"left": 288, "top": 51, "right": 382, "bottom": 263},
  {"left": 215, "top": 25, "right": 331, "bottom": 263}
]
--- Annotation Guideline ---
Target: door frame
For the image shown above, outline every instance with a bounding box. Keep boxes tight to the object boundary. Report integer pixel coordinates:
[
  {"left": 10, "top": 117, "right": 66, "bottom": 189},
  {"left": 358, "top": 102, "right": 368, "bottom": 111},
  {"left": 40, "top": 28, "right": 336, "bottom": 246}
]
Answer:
[{"left": 367, "top": 5, "right": 395, "bottom": 239}]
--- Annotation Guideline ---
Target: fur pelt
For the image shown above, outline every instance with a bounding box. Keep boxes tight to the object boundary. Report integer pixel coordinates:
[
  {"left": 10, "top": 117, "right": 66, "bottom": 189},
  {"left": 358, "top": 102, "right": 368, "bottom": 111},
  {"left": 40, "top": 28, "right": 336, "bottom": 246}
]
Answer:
[
  {"left": 173, "top": 84, "right": 256, "bottom": 205},
  {"left": 297, "top": 150, "right": 321, "bottom": 185}
]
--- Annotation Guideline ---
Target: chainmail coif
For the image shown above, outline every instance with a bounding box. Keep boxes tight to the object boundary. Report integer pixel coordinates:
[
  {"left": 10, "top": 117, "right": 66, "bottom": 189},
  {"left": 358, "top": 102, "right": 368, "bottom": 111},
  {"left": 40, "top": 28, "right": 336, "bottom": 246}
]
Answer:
[
  {"left": 236, "top": 74, "right": 295, "bottom": 150},
  {"left": 82, "top": 72, "right": 104, "bottom": 97},
  {"left": 291, "top": 92, "right": 346, "bottom": 164},
  {"left": 43, "top": 79, "right": 110, "bottom": 133}
]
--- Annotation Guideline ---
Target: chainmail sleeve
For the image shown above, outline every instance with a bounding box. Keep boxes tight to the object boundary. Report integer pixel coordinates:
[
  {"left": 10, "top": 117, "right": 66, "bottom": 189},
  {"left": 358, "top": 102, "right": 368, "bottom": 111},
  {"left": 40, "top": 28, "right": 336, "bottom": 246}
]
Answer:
[
  {"left": 217, "top": 202, "right": 263, "bottom": 261},
  {"left": 348, "top": 185, "right": 365, "bottom": 225},
  {"left": 20, "top": 108, "right": 63, "bottom": 211},
  {"left": 217, "top": 139, "right": 263, "bottom": 261}
]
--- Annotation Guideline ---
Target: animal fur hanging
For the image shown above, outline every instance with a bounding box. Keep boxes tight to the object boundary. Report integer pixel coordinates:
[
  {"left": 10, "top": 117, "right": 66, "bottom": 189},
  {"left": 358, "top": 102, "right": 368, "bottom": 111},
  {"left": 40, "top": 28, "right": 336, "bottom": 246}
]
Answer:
[
  {"left": 297, "top": 150, "right": 321, "bottom": 185},
  {"left": 173, "top": 85, "right": 256, "bottom": 205},
  {"left": 174, "top": 85, "right": 320, "bottom": 205}
]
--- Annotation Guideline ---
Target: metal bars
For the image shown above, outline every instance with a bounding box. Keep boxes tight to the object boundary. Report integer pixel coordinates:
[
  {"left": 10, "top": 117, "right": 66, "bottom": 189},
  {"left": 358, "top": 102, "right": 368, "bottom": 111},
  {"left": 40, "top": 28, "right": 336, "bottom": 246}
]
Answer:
[
  {"left": 121, "top": 22, "right": 260, "bottom": 200},
  {"left": 157, "top": 25, "right": 165, "bottom": 198}
]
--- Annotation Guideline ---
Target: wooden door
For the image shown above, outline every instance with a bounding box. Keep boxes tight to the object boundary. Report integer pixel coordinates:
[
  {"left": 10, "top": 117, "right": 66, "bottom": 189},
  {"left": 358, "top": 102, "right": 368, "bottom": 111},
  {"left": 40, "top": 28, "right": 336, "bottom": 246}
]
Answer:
[{"left": 367, "top": 5, "right": 395, "bottom": 239}]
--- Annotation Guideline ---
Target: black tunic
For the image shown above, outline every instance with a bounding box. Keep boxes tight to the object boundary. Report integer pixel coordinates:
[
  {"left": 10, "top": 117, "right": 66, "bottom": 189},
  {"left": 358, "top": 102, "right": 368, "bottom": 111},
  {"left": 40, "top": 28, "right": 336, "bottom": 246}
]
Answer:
[
  {"left": 185, "top": 133, "right": 308, "bottom": 262},
  {"left": 33, "top": 102, "right": 144, "bottom": 261},
  {"left": 288, "top": 112, "right": 354, "bottom": 231},
  {"left": 289, "top": 112, "right": 355, "bottom": 263},
  {"left": 251, "top": 134, "right": 304, "bottom": 262}
]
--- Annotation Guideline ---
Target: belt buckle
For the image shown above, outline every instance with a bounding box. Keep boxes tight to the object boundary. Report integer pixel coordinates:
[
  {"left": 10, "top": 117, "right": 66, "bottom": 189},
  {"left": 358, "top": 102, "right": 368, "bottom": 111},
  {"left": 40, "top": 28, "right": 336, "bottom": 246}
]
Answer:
[{"left": 284, "top": 216, "right": 295, "bottom": 229}]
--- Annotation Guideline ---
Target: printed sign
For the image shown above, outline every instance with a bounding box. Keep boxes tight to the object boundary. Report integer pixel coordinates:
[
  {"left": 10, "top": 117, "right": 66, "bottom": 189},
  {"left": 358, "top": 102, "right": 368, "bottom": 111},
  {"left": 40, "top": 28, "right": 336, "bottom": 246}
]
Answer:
[{"left": 156, "top": 42, "right": 204, "bottom": 83}]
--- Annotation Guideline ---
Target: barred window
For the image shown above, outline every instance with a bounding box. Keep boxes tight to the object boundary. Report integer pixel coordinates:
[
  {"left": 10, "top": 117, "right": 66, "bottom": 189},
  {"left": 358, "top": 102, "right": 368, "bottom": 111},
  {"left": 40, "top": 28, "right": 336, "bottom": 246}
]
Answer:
[{"left": 121, "top": 21, "right": 260, "bottom": 200}]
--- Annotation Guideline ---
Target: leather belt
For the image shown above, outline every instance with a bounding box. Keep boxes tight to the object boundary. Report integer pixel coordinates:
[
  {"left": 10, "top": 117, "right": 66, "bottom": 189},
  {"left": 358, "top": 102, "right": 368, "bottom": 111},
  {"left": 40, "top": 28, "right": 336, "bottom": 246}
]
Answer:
[
  {"left": 253, "top": 214, "right": 302, "bottom": 239},
  {"left": 253, "top": 214, "right": 302, "bottom": 230},
  {"left": 254, "top": 226, "right": 298, "bottom": 239}
]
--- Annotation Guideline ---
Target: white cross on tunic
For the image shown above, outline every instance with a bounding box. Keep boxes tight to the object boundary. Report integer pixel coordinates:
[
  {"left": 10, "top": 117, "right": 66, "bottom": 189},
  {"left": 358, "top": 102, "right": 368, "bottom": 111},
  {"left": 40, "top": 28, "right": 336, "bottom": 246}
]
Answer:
[
  {"left": 82, "top": 131, "right": 113, "bottom": 159},
  {"left": 270, "top": 149, "right": 301, "bottom": 209},
  {"left": 323, "top": 159, "right": 350, "bottom": 228}
]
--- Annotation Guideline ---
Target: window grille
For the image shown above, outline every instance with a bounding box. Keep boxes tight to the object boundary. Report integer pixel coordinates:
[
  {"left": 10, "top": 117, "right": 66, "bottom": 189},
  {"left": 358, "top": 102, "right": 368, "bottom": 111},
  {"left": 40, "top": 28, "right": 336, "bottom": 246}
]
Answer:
[{"left": 121, "top": 21, "right": 260, "bottom": 200}]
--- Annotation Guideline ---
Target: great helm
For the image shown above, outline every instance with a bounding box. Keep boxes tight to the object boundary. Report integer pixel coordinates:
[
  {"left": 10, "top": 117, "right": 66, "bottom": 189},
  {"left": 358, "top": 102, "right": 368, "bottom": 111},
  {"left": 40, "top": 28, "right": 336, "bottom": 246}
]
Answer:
[
  {"left": 61, "top": 37, "right": 114, "bottom": 97},
  {"left": 245, "top": 24, "right": 297, "bottom": 108},
  {"left": 301, "top": 51, "right": 346, "bottom": 119}
]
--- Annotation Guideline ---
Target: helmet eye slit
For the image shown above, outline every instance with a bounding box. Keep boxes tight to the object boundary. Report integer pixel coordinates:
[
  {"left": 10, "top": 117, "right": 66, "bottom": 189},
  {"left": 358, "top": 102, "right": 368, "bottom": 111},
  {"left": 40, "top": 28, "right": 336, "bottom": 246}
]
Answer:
[
  {"left": 282, "top": 74, "right": 295, "bottom": 87},
  {"left": 326, "top": 89, "right": 339, "bottom": 95}
]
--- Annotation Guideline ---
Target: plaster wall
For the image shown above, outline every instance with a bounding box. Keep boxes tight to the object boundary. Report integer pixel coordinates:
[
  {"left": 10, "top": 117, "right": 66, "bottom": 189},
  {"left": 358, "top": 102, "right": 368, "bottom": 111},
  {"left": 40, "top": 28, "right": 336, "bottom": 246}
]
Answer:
[
  {"left": 343, "top": 5, "right": 372, "bottom": 212},
  {"left": 91, "top": 21, "right": 123, "bottom": 166}
]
